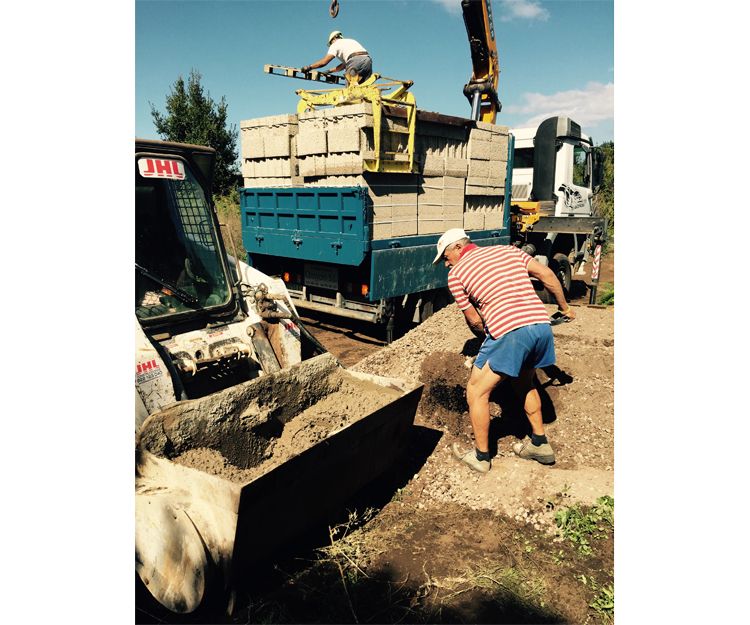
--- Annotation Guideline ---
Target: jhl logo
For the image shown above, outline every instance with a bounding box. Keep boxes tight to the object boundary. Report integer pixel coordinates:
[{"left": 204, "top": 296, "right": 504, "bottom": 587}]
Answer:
[
  {"left": 138, "top": 158, "right": 185, "bottom": 180},
  {"left": 136, "top": 359, "right": 163, "bottom": 384}
]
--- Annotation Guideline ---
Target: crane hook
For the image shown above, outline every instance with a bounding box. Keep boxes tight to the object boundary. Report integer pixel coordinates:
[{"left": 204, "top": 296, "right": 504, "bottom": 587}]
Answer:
[{"left": 330, "top": 0, "right": 339, "bottom": 18}]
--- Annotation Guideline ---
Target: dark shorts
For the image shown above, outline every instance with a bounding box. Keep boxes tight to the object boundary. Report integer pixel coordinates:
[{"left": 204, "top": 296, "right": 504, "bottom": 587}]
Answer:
[
  {"left": 474, "top": 322, "right": 555, "bottom": 377},
  {"left": 346, "top": 55, "right": 372, "bottom": 82}
]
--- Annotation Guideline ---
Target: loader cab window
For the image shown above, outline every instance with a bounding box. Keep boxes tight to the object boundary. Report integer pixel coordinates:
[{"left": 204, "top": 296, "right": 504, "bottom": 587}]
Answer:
[
  {"left": 135, "top": 157, "right": 231, "bottom": 320},
  {"left": 573, "top": 145, "right": 591, "bottom": 188},
  {"left": 513, "top": 147, "right": 534, "bottom": 169}
]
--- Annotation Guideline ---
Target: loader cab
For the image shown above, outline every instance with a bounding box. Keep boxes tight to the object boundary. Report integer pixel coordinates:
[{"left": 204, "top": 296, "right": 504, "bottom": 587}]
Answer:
[
  {"left": 135, "top": 140, "right": 237, "bottom": 330},
  {"left": 511, "top": 116, "right": 596, "bottom": 218}
]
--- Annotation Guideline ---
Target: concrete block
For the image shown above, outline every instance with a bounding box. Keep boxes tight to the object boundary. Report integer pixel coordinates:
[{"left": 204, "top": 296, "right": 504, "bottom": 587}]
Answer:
[
  {"left": 392, "top": 218, "right": 418, "bottom": 237},
  {"left": 475, "top": 120, "right": 509, "bottom": 134},
  {"left": 443, "top": 189, "right": 465, "bottom": 206},
  {"left": 422, "top": 154, "right": 445, "bottom": 176},
  {"left": 392, "top": 204, "right": 418, "bottom": 219},
  {"left": 463, "top": 211, "right": 485, "bottom": 231},
  {"left": 372, "top": 205, "right": 392, "bottom": 220},
  {"left": 418, "top": 218, "right": 445, "bottom": 235},
  {"left": 370, "top": 222, "right": 392, "bottom": 239},
  {"left": 326, "top": 102, "right": 373, "bottom": 117},
  {"left": 468, "top": 160, "right": 491, "bottom": 179},
  {"left": 444, "top": 158, "right": 468, "bottom": 177},
  {"left": 418, "top": 204, "right": 445, "bottom": 217},
  {"left": 444, "top": 176, "right": 465, "bottom": 190},
  {"left": 241, "top": 160, "right": 255, "bottom": 178},
  {"left": 327, "top": 125, "right": 361, "bottom": 153},
  {"left": 263, "top": 133, "right": 292, "bottom": 158},
  {"left": 241, "top": 128, "right": 264, "bottom": 159},
  {"left": 490, "top": 134, "right": 509, "bottom": 155},
  {"left": 313, "top": 154, "right": 327, "bottom": 176},
  {"left": 469, "top": 128, "right": 495, "bottom": 142},
  {"left": 296, "top": 129, "right": 328, "bottom": 156},
  {"left": 465, "top": 184, "right": 503, "bottom": 196},
  {"left": 484, "top": 210, "right": 503, "bottom": 229},
  {"left": 298, "top": 157, "right": 315, "bottom": 178},
  {"left": 467, "top": 139, "right": 495, "bottom": 161}
]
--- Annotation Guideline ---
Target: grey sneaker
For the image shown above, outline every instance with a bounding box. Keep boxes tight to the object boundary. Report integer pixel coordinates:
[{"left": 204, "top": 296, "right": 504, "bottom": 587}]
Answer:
[
  {"left": 452, "top": 443, "right": 491, "bottom": 473},
  {"left": 512, "top": 438, "right": 556, "bottom": 465}
]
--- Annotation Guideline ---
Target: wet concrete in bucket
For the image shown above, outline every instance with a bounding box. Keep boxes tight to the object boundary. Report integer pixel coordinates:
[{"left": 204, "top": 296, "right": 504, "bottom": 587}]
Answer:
[{"left": 172, "top": 368, "right": 402, "bottom": 483}]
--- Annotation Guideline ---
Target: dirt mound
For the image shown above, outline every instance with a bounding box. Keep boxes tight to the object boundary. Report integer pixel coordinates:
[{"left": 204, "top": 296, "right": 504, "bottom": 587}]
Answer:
[
  {"left": 418, "top": 350, "right": 471, "bottom": 436},
  {"left": 353, "top": 302, "right": 614, "bottom": 497}
]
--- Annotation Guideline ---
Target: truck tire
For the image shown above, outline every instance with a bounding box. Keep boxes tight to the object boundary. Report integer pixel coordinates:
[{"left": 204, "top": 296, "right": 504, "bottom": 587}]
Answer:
[{"left": 536, "top": 254, "right": 571, "bottom": 304}]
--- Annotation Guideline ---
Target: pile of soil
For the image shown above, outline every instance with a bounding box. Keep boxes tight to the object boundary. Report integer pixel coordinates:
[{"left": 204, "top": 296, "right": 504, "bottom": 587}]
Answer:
[
  {"left": 353, "top": 303, "right": 614, "bottom": 529},
  {"left": 171, "top": 369, "right": 403, "bottom": 483}
]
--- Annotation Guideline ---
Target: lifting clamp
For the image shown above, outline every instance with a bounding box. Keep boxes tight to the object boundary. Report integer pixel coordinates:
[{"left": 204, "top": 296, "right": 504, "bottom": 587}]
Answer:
[{"left": 265, "top": 64, "right": 417, "bottom": 174}]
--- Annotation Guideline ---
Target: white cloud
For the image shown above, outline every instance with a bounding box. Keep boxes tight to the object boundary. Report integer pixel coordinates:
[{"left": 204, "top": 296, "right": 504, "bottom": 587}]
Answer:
[
  {"left": 429, "top": 0, "right": 462, "bottom": 14},
  {"left": 505, "top": 82, "right": 614, "bottom": 129},
  {"left": 499, "top": 0, "right": 550, "bottom": 22}
]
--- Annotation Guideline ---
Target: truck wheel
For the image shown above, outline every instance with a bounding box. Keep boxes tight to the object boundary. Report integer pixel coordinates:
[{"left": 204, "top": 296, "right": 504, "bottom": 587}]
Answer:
[
  {"left": 550, "top": 253, "right": 572, "bottom": 295},
  {"left": 536, "top": 254, "right": 572, "bottom": 304}
]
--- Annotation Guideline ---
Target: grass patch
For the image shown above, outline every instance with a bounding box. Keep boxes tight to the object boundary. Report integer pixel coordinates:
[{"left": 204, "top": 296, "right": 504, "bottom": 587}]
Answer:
[
  {"left": 596, "top": 282, "right": 614, "bottom": 306},
  {"left": 576, "top": 575, "right": 614, "bottom": 624},
  {"left": 555, "top": 495, "right": 614, "bottom": 555}
]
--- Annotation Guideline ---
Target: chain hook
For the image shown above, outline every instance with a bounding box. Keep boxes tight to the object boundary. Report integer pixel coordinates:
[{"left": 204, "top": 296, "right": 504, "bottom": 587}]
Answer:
[{"left": 329, "top": 0, "right": 339, "bottom": 18}]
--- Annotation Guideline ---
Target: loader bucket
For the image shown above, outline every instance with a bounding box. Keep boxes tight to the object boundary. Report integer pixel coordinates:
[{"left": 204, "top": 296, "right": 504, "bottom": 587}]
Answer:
[{"left": 135, "top": 353, "right": 422, "bottom": 613}]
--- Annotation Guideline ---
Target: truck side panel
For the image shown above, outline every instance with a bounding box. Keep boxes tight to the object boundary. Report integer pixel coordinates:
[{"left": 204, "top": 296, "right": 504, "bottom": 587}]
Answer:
[{"left": 241, "top": 187, "right": 370, "bottom": 266}]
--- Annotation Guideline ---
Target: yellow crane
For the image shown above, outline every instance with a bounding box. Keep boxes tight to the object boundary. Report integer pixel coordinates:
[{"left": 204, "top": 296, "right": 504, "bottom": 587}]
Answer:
[{"left": 461, "top": 0, "right": 501, "bottom": 123}]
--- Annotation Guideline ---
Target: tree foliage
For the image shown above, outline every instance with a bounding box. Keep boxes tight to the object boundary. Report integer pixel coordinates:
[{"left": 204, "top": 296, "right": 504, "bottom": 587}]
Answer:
[
  {"left": 150, "top": 69, "right": 240, "bottom": 196},
  {"left": 593, "top": 141, "right": 614, "bottom": 237}
]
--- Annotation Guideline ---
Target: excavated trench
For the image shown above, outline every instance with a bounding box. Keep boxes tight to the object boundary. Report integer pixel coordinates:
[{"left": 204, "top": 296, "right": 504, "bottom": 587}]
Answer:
[{"left": 137, "top": 354, "right": 403, "bottom": 483}]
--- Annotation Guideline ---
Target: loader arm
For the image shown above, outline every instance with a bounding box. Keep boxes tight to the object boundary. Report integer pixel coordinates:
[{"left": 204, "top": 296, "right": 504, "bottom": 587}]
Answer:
[{"left": 461, "top": 0, "right": 501, "bottom": 123}]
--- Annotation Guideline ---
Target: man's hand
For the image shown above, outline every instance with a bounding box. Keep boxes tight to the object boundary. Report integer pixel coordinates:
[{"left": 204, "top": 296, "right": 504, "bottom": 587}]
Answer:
[
  {"left": 558, "top": 306, "right": 576, "bottom": 320},
  {"left": 301, "top": 65, "right": 311, "bottom": 73}
]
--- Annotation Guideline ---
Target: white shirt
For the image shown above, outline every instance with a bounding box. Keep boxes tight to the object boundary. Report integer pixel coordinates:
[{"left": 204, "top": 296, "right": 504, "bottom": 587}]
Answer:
[{"left": 327, "top": 38, "right": 368, "bottom": 63}]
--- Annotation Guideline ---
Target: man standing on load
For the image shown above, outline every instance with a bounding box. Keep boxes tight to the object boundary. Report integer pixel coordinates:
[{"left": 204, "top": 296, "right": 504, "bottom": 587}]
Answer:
[
  {"left": 432, "top": 229, "right": 575, "bottom": 473},
  {"left": 301, "top": 31, "right": 372, "bottom": 83}
]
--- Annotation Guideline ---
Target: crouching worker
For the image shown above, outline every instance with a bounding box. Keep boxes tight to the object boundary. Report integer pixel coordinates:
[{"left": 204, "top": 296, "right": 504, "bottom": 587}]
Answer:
[{"left": 432, "top": 229, "right": 575, "bottom": 473}]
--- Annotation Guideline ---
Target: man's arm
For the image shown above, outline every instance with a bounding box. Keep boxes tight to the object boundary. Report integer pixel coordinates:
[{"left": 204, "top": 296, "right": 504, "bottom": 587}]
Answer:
[
  {"left": 301, "top": 54, "right": 335, "bottom": 72},
  {"left": 527, "top": 259, "right": 576, "bottom": 319},
  {"left": 462, "top": 304, "right": 486, "bottom": 339}
]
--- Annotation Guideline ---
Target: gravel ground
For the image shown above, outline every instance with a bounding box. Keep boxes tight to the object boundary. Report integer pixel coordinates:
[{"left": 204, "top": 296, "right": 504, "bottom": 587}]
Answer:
[{"left": 352, "top": 302, "right": 614, "bottom": 535}]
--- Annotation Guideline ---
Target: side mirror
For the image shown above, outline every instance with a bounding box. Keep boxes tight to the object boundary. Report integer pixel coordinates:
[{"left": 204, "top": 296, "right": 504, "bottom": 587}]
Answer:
[{"left": 592, "top": 149, "right": 604, "bottom": 191}]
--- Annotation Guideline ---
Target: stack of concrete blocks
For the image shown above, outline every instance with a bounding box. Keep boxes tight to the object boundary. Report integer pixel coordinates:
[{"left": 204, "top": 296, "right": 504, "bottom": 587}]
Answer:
[
  {"left": 240, "top": 104, "right": 509, "bottom": 238},
  {"left": 295, "top": 104, "right": 419, "bottom": 239},
  {"left": 239, "top": 114, "right": 301, "bottom": 187},
  {"left": 464, "top": 120, "right": 508, "bottom": 230}
]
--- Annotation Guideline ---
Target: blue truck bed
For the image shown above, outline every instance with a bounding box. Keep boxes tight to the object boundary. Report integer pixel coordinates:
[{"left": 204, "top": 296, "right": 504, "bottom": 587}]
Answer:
[{"left": 240, "top": 186, "right": 511, "bottom": 302}]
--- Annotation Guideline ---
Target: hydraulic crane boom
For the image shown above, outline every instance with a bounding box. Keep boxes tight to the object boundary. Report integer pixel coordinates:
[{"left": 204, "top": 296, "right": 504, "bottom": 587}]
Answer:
[{"left": 461, "top": 0, "right": 501, "bottom": 123}]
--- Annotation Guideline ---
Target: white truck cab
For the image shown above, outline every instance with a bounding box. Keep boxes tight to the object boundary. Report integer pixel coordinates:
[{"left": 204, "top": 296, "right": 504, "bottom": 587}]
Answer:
[{"left": 511, "top": 116, "right": 596, "bottom": 218}]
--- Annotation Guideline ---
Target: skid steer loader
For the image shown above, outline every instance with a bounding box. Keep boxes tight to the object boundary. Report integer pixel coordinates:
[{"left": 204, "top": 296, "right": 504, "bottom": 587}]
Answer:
[{"left": 135, "top": 139, "right": 422, "bottom": 614}]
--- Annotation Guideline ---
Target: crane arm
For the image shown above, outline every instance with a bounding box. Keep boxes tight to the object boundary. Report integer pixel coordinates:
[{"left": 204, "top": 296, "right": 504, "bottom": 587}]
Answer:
[{"left": 461, "top": 0, "right": 501, "bottom": 123}]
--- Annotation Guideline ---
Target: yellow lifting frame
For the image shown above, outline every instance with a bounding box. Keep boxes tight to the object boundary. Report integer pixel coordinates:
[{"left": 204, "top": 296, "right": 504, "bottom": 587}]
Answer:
[{"left": 296, "top": 73, "right": 417, "bottom": 174}]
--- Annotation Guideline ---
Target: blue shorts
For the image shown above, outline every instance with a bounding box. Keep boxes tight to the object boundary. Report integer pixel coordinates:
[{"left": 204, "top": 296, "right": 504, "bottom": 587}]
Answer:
[{"left": 474, "top": 323, "right": 556, "bottom": 377}]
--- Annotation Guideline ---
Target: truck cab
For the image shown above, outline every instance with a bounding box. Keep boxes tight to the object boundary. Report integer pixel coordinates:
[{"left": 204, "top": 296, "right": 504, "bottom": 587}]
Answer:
[
  {"left": 511, "top": 116, "right": 598, "bottom": 217},
  {"left": 507, "top": 117, "right": 606, "bottom": 300}
]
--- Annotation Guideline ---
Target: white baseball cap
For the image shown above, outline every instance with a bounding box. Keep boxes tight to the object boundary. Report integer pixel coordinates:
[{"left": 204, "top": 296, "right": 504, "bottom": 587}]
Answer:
[
  {"left": 328, "top": 30, "right": 342, "bottom": 45},
  {"left": 432, "top": 228, "right": 468, "bottom": 264}
]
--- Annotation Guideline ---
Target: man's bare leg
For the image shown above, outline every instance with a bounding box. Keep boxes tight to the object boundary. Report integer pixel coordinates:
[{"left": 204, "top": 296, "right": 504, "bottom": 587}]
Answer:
[
  {"left": 466, "top": 362, "right": 505, "bottom": 452},
  {"left": 511, "top": 368, "right": 556, "bottom": 464},
  {"left": 511, "top": 368, "right": 544, "bottom": 436}
]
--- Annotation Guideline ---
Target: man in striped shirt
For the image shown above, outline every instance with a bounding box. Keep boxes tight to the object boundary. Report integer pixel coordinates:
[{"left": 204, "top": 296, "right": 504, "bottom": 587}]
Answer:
[{"left": 432, "top": 228, "right": 575, "bottom": 473}]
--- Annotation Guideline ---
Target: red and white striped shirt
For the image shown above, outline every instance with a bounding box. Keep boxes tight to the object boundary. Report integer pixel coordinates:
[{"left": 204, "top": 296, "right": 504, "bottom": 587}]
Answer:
[{"left": 447, "top": 245, "right": 549, "bottom": 339}]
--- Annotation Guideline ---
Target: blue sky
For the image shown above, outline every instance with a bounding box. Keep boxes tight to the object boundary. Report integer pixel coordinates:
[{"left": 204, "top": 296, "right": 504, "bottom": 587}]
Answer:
[{"left": 136, "top": 0, "right": 613, "bottom": 144}]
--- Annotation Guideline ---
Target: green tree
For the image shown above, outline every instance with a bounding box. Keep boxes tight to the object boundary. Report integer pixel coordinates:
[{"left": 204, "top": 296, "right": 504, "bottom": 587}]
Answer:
[
  {"left": 150, "top": 69, "right": 240, "bottom": 196},
  {"left": 593, "top": 141, "right": 614, "bottom": 238}
]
